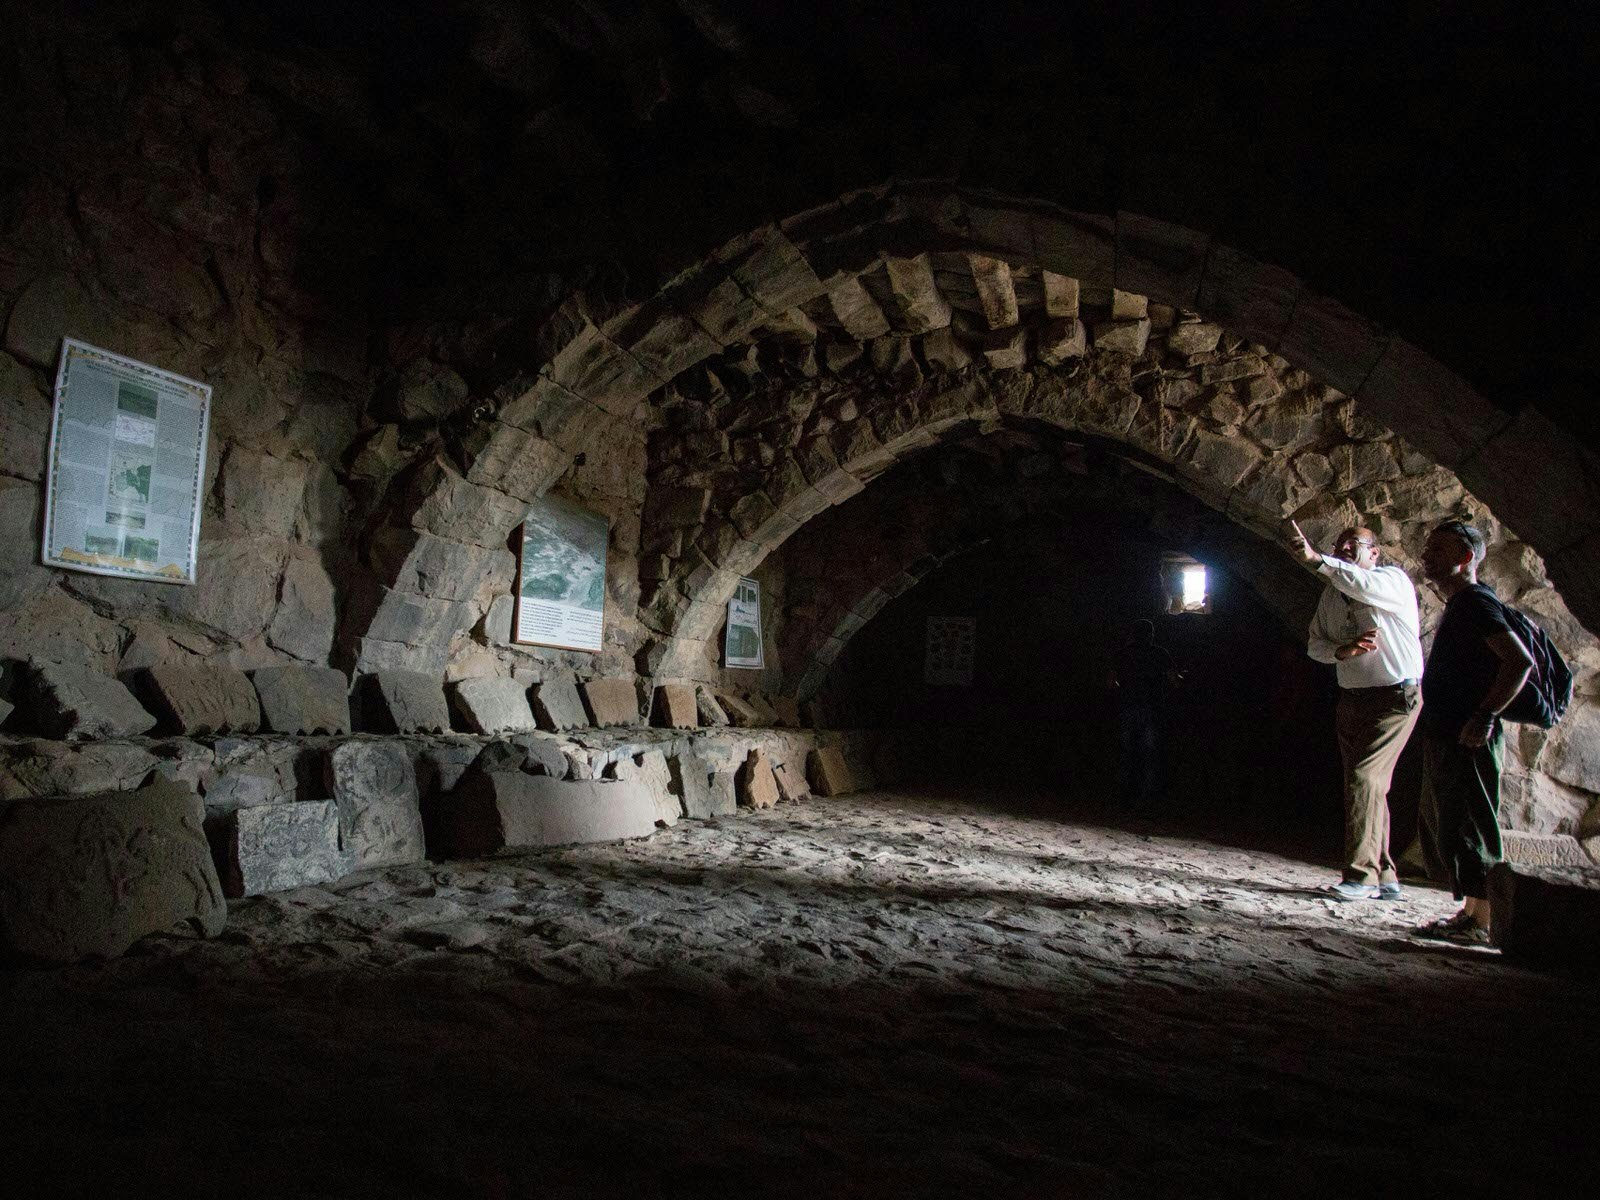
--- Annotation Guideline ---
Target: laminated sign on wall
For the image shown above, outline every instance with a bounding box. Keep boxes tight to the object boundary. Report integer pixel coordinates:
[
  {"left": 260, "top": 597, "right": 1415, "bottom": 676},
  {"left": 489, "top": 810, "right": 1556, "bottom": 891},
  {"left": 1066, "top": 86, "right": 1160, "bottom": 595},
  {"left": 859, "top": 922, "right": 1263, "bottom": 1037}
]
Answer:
[
  {"left": 42, "top": 339, "right": 211, "bottom": 584},
  {"left": 724, "top": 576, "right": 764, "bottom": 669},
  {"left": 514, "top": 494, "right": 610, "bottom": 653}
]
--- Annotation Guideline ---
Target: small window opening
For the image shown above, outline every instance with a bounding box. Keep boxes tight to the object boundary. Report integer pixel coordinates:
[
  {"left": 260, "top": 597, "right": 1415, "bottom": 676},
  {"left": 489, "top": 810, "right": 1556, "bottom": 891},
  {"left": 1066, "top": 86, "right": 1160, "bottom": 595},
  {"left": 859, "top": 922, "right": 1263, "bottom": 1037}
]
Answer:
[{"left": 1162, "top": 553, "right": 1211, "bottom": 614}]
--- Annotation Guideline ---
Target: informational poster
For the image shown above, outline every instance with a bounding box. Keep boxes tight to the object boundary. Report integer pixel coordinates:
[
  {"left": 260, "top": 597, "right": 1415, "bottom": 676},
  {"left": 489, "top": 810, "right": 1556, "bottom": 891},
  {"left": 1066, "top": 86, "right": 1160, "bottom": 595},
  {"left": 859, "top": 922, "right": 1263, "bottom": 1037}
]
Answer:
[
  {"left": 513, "top": 495, "right": 610, "bottom": 652},
  {"left": 42, "top": 339, "right": 211, "bottom": 584},
  {"left": 723, "top": 576, "right": 765, "bottom": 669},
  {"left": 924, "top": 615, "right": 976, "bottom": 686}
]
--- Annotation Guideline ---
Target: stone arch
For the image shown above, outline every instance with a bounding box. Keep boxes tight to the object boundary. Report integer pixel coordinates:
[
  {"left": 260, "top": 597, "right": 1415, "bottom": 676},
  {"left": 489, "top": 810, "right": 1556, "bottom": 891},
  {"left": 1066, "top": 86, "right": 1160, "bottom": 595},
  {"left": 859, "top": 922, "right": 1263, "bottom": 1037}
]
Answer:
[
  {"left": 775, "top": 429, "right": 1326, "bottom": 701},
  {"left": 352, "top": 183, "right": 1599, "bottom": 687}
]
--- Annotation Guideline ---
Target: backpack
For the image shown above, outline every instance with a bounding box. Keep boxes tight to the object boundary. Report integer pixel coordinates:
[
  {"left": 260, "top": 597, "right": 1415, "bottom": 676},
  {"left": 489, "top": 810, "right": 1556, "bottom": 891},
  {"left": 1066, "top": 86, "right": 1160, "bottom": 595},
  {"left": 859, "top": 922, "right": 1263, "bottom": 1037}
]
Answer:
[{"left": 1493, "top": 598, "right": 1573, "bottom": 728}]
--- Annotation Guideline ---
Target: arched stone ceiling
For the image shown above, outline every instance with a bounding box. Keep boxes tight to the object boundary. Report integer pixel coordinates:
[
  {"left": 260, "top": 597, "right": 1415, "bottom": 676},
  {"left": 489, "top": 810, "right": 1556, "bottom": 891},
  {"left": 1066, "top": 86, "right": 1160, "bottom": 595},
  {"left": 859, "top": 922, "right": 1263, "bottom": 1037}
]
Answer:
[
  {"left": 773, "top": 426, "right": 1327, "bottom": 701},
  {"left": 353, "top": 186, "right": 1599, "bottom": 691}
]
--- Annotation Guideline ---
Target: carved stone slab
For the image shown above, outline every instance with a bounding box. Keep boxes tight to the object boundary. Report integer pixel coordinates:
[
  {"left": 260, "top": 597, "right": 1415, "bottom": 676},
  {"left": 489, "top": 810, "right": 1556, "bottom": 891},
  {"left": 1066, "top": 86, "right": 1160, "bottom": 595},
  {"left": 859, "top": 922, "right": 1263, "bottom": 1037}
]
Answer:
[
  {"left": 670, "top": 747, "right": 738, "bottom": 819},
  {"left": 216, "top": 800, "right": 346, "bottom": 897},
  {"left": 137, "top": 664, "right": 261, "bottom": 735},
  {"left": 651, "top": 684, "right": 698, "bottom": 729},
  {"left": 445, "top": 771, "right": 658, "bottom": 856},
  {"left": 23, "top": 663, "right": 156, "bottom": 740},
  {"left": 807, "top": 747, "right": 854, "bottom": 797},
  {"left": 250, "top": 666, "right": 351, "bottom": 735},
  {"left": 531, "top": 680, "right": 588, "bottom": 731},
  {"left": 716, "top": 693, "right": 763, "bottom": 728},
  {"left": 0, "top": 777, "right": 225, "bottom": 963},
  {"left": 695, "top": 688, "right": 730, "bottom": 727},
  {"left": 738, "top": 748, "right": 780, "bottom": 810},
  {"left": 369, "top": 670, "right": 452, "bottom": 734},
  {"left": 773, "top": 761, "right": 811, "bottom": 804},
  {"left": 326, "top": 740, "right": 426, "bottom": 870},
  {"left": 450, "top": 677, "right": 537, "bottom": 735},
  {"left": 580, "top": 679, "right": 639, "bottom": 727}
]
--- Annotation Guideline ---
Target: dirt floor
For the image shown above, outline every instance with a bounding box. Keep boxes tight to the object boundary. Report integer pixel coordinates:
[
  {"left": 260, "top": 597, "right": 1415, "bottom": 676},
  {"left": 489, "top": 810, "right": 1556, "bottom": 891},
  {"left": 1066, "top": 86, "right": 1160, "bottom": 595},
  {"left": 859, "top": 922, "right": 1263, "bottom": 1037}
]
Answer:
[{"left": 2, "top": 786, "right": 1594, "bottom": 1198}]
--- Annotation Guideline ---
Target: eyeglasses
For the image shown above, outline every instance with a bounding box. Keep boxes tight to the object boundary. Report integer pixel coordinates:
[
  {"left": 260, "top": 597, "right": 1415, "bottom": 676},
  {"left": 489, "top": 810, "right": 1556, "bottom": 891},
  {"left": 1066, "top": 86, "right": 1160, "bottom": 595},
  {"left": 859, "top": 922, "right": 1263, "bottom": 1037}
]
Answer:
[{"left": 1336, "top": 538, "right": 1376, "bottom": 550}]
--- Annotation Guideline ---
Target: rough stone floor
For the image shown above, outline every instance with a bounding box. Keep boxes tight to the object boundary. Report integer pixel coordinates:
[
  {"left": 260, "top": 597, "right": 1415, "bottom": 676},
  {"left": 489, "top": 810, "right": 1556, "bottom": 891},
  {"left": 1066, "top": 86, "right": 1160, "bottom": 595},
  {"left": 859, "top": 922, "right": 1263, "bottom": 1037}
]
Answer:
[{"left": 3, "top": 787, "right": 1594, "bottom": 1199}]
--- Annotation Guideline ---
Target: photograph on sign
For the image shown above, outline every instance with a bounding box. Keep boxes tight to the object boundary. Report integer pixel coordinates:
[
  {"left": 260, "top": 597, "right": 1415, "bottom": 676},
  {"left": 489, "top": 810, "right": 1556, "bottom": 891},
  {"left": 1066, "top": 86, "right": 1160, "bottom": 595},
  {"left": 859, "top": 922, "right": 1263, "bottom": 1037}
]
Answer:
[
  {"left": 924, "top": 615, "right": 976, "bottom": 686},
  {"left": 724, "top": 575, "right": 765, "bottom": 669},
  {"left": 42, "top": 339, "right": 211, "bottom": 584},
  {"left": 513, "top": 494, "right": 610, "bottom": 653}
]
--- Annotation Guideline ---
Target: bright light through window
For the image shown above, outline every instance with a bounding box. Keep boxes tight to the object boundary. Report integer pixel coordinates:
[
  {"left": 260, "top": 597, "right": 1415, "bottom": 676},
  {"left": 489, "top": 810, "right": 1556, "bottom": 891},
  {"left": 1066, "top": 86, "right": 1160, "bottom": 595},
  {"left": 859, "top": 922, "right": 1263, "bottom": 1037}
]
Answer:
[{"left": 1181, "top": 564, "right": 1207, "bottom": 610}]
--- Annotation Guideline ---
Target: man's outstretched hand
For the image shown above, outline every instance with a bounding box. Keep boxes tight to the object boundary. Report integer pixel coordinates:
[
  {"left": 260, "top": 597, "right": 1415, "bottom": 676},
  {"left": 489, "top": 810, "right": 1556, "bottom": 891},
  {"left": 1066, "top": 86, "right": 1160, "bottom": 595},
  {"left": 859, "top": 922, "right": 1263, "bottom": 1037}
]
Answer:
[{"left": 1289, "top": 519, "right": 1320, "bottom": 565}]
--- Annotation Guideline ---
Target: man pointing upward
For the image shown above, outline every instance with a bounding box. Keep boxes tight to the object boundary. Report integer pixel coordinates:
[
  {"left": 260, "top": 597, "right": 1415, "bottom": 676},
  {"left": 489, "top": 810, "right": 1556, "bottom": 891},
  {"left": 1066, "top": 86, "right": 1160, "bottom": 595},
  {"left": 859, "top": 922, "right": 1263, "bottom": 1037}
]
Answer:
[{"left": 1292, "top": 519, "right": 1425, "bottom": 901}]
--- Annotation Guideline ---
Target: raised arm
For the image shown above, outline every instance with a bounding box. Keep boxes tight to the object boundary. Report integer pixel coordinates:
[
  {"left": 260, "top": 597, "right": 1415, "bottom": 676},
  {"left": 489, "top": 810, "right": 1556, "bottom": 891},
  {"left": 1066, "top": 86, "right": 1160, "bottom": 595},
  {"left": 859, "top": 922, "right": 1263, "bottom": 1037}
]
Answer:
[{"left": 1313, "top": 555, "right": 1418, "bottom": 618}]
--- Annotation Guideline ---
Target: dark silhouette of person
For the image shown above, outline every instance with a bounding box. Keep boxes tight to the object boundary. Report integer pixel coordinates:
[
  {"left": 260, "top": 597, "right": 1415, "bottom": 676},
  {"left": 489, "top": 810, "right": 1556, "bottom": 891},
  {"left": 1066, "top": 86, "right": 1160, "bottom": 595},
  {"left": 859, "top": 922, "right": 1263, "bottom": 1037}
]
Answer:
[{"left": 1110, "top": 619, "right": 1175, "bottom": 814}]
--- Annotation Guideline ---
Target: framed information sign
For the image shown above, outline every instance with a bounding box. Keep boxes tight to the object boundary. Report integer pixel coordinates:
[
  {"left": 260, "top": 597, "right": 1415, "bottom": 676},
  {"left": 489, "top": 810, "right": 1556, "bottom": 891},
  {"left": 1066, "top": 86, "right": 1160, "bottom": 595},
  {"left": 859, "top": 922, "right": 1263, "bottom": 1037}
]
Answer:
[
  {"left": 513, "top": 495, "right": 610, "bottom": 652},
  {"left": 42, "top": 339, "right": 211, "bottom": 584},
  {"left": 723, "top": 576, "right": 764, "bottom": 669}
]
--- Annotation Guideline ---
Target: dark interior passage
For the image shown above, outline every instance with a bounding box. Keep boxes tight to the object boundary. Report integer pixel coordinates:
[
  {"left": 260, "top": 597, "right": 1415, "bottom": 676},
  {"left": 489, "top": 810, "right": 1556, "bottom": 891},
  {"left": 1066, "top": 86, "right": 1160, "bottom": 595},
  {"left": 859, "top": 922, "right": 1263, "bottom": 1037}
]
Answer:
[{"left": 817, "top": 516, "right": 1378, "bottom": 849}]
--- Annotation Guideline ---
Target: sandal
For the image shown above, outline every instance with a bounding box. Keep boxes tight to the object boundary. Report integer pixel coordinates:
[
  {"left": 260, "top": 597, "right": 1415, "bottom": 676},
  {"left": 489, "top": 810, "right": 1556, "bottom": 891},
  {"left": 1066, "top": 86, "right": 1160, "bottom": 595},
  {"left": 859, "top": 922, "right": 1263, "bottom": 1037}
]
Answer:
[{"left": 1414, "top": 911, "right": 1489, "bottom": 945}]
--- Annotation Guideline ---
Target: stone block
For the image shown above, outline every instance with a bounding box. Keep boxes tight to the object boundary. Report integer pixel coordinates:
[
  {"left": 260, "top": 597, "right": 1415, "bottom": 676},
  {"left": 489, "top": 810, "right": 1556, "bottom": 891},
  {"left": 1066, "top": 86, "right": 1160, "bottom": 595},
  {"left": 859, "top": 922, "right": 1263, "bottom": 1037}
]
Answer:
[
  {"left": 1166, "top": 321, "right": 1223, "bottom": 356},
  {"left": 251, "top": 666, "right": 351, "bottom": 735},
  {"left": 1352, "top": 338, "right": 1508, "bottom": 469},
  {"left": 22, "top": 663, "right": 157, "bottom": 741},
  {"left": 1036, "top": 318, "right": 1086, "bottom": 365},
  {"left": 773, "top": 761, "right": 811, "bottom": 804},
  {"left": 1487, "top": 862, "right": 1600, "bottom": 970},
  {"left": 451, "top": 676, "right": 537, "bottom": 734},
  {"left": 738, "top": 748, "right": 780, "bottom": 810},
  {"left": 1091, "top": 318, "right": 1151, "bottom": 358},
  {"left": 1115, "top": 212, "right": 1208, "bottom": 307},
  {"left": 1274, "top": 292, "right": 1389, "bottom": 399},
  {"left": 267, "top": 555, "right": 337, "bottom": 662},
  {"left": 696, "top": 687, "right": 731, "bottom": 727},
  {"left": 770, "top": 697, "right": 803, "bottom": 727},
  {"left": 652, "top": 683, "right": 698, "bottom": 729},
  {"left": 0, "top": 695, "right": 12, "bottom": 729},
  {"left": 718, "top": 693, "right": 764, "bottom": 728},
  {"left": 1195, "top": 244, "right": 1300, "bottom": 349},
  {"left": 0, "top": 778, "right": 225, "bottom": 964},
  {"left": 0, "top": 740, "right": 159, "bottom": 803},
  {"left": 213, "top": 800, "right": 345, "bottom": 898},
  {"left": 808, "top": 747, "right": 854, "bottom": 797},
  {"left": 581, "top": 678, "right": 639, "bottom": 727},
  {"left": 326, "top": 740, "right": 427, "bottom": 870},
  {"left": 531, "top": 680, "right": 588, "bottom": 731},
  {"left": 134, "top": 664, "right": 260, "bottom": 735},
  {"left": 670, "top": 748, "right": 738, "bottom": 819},
  {"left": 445, "top": 771, "right": 659, "bottom": 856},
  {"left": 368, "top": 670, "right": 452, "bottom": 734},
  {"left": 1500, "top": 829, "right": 1592, "bottom": 869},
  {"left": 473, "top": 734, "right": 571, "bottom": 779},
  {"left": 608, "top": 748, "right": 681, "bottom": 826}
]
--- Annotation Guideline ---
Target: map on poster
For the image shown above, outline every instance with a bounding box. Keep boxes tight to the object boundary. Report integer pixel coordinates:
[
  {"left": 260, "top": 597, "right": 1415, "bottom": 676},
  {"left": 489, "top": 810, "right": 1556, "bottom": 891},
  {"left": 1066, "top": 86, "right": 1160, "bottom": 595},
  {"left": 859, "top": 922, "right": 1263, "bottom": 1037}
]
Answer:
[
  {"left": 925, "top": 615, "right": 976, "bottom": 686},
  {"left": 42, "top": 339, "right": 211, "bottom": 584},
  {"left": 514, "top": 494, "right": 610, "bottom": 652},
  {"left": 724, "top": 576, "right": 764, "bottom": 669}
]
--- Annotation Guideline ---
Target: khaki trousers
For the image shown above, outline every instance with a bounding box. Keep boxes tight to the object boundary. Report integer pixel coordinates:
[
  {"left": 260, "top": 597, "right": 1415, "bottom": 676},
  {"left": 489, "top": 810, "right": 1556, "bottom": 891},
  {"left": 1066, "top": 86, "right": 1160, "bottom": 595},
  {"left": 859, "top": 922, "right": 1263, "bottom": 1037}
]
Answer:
[{"left": 1334, "top": 683, "right": 1420, "bottom": 885}]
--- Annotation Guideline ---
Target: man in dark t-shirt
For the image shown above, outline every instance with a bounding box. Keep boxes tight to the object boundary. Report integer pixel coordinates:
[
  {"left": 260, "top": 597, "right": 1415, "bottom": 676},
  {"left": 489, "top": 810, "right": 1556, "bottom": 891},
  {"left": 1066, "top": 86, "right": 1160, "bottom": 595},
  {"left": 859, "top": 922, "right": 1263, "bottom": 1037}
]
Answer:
[{"left": 1414, "top": 521, "right": 1535, "bottom": 944}]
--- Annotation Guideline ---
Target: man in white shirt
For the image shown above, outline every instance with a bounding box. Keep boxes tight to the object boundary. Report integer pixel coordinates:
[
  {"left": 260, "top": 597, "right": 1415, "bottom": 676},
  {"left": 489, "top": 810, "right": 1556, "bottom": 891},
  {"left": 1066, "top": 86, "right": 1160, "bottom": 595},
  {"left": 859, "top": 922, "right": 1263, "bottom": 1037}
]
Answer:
[{"left": 1293, "top": 521, "right": 1425, "bottom": 901}]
